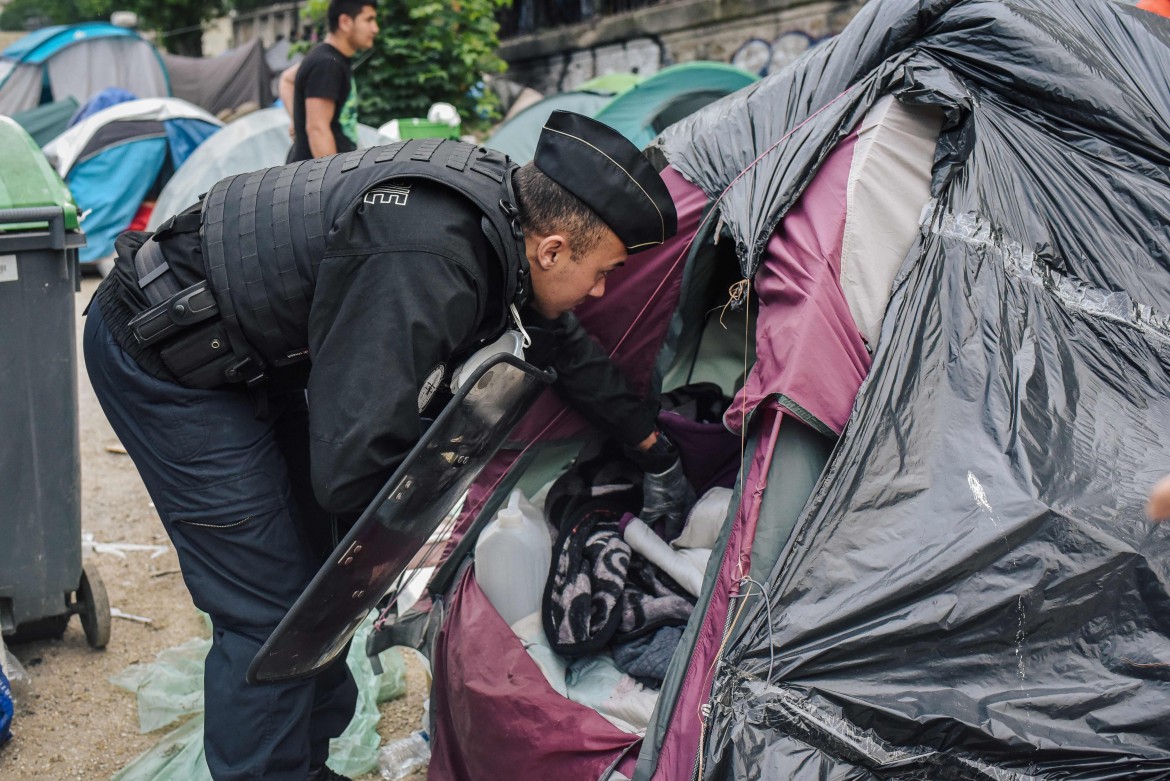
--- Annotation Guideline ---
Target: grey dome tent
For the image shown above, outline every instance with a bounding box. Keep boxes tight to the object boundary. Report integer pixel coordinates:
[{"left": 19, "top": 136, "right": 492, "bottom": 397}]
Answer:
[
  {"left": 148, "top": 108, "right": 391, "bottom": 230},
  {"left": 350, "top": 0, "right": 1170, "bottom": 779},
  {"left": 483, "top": 63, "right": 757, "bottom": 164}
]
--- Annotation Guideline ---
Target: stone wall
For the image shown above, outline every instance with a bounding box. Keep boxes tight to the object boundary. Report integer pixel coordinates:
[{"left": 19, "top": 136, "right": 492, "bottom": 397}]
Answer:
[
  {"left": 231, "top": 2, "right": 303, "bottom": 48},
  {"left": 500, "top": 0, "right": 867, "bottom": 93}
]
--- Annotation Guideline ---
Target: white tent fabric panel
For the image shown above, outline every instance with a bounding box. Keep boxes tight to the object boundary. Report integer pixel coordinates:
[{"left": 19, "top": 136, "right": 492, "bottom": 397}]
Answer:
[
  {"left": 838, "top": 95, "right": 943, "bottom": 348},
  {"left": 0, "top": 62, "right": 45, "bottom": 115},
  {"left": 44, "top": 38, "right": 168, "bottom": 110}
]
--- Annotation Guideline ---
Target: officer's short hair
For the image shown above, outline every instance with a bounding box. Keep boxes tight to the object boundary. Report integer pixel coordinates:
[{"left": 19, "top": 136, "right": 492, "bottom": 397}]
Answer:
[
  {"left": 514, "top": 162, "right": 608, "bottom": 258},
  {"left": 329, "top": 0, "right": 375, "bottom": 32}
]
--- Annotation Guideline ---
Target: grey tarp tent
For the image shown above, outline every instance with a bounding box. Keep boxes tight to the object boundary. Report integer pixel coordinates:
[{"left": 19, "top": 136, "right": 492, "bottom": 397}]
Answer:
[
  {"left": 650, "top": 0, "right": 1170, "bottom": 777},
  {"left": 161, "top": 38, "right": 274, "bottom": 120}
]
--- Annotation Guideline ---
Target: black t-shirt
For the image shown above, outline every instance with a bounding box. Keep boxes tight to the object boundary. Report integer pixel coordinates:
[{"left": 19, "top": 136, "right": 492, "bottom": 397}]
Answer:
[{"left": 289, "top": 43, "right": 355, "bottom": 162}]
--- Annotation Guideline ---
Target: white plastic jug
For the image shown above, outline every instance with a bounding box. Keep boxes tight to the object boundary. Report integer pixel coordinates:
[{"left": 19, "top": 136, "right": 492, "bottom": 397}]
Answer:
[{"left": 474, "top": 490, "right": 552, "bottom": 627}]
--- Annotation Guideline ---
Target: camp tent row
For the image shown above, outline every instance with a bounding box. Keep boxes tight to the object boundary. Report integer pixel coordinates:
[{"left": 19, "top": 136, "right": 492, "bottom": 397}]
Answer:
[{"left": 0, "top": 22, "right": 274, "bottom": 124}]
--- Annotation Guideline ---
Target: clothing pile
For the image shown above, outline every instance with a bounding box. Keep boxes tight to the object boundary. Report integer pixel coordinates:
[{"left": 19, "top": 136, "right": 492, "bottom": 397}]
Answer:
[{"left": 474, "top": 385, "right": 740, "bottom": 733}]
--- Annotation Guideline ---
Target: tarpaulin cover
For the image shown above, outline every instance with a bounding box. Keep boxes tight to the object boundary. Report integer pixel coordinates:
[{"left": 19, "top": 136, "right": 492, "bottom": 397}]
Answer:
[{"left": 654, "top": 0, "right": 1170, "bottom": 777}]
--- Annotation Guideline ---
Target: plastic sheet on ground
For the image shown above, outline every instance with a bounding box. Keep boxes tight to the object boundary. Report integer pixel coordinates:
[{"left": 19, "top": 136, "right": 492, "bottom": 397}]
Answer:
[{"left": 110, "top": 614, "right": 407, "bottom": 780}]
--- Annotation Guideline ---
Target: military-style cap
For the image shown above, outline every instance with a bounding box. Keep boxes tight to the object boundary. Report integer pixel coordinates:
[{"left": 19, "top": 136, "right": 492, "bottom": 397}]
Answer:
[{"left": 534, "top": 110, "right": 678, "bottom": 253}]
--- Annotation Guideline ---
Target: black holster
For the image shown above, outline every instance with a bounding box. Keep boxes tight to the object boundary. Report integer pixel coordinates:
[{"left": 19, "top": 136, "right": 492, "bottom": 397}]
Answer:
[{"left": 126, "top": 216, "right": 267, "bottom": 392}]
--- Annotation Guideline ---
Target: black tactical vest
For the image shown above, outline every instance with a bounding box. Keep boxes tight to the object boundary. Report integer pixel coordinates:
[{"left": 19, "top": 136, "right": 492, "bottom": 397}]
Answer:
[{"left": 199, "top": 139, "right": 529, "bottom": 369}]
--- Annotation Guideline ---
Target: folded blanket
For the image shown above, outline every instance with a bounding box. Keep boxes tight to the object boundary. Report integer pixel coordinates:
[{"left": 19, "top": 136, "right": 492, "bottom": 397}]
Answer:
[
  {"left": 616, "top": 552, "right": 694, "bottom": 642},
  {"left": 543, "top": 501, "right": 632, "bottom": 657}
]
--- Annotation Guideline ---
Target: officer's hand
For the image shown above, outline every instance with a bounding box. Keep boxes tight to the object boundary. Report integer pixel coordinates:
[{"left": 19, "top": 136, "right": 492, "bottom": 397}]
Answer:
[{"left": 626, "top": 432, "right": 695, "bottom": 541}]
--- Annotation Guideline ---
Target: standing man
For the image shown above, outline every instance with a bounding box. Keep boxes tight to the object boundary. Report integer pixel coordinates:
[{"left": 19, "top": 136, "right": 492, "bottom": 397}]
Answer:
[
  {"left": 83, "top": 112, "right": 689, "bottom": 780},
  {"left": 288, "top": 0, "right": 379, "bottom": 162}
]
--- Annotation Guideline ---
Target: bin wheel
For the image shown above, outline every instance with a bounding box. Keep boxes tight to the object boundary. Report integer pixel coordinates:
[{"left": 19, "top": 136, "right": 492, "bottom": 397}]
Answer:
[
  {"left": 5, "top": 613, "right": 69, "bottom": 645},
  {"left": 77, "top": 562, "right": 111, "bottom": 649}
]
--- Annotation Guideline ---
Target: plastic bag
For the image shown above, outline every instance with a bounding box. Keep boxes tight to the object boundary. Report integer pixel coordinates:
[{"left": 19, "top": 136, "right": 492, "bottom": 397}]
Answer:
[
  {"left": 328, "top": 616, "right": 408, "bottom": 778},
  {"left": 110, "top": 613, "right": 408, "bottom": 780},
  {"left": 109, "top": 637, "right": 209, "bottom": 733},
  {"left": 1, "top": 664, "right": 13, "bottom": 747}
]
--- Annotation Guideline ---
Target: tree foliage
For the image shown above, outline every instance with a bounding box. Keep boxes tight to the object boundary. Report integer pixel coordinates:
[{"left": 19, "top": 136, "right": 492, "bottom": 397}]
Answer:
[
  {"left": 1, "top": 0, "right": 230, "bottom": 56},
  {"left": 302, "top": 0, "right": 510, "bottom": 131},
  {"left": 0, "top": 0, "right": 107, "bottom": 32},
  {"left": 132, "top": 0, "right": 229, "bottom": 56}
]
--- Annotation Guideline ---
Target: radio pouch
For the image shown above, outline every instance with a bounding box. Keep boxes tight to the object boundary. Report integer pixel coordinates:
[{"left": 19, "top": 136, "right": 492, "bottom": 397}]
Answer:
[{"left": 158, "top": 320, "right": 240, "bottom": 390}]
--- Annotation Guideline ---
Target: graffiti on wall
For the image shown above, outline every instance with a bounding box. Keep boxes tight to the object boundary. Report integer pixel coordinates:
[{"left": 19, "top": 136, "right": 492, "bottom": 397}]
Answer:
[
  {"left": 730, "top": 30, "right": 829, "bottom": 76},
  {"left": 556, "top": 36, "right": 665, "bottom": 92},
  {"left": 508, "top": 26, "right": 838, "bottom": 95}
]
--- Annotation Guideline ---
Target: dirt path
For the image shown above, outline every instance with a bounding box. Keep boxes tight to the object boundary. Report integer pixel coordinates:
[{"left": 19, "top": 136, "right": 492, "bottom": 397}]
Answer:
[{"left": 0, "top": 278, "right": 426, "bottom": 780}]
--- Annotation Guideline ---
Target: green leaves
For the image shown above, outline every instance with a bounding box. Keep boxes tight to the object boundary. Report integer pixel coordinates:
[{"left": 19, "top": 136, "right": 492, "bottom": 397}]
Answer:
[{"left": 352, "top": 0, "right": 509, "bottom": 132}]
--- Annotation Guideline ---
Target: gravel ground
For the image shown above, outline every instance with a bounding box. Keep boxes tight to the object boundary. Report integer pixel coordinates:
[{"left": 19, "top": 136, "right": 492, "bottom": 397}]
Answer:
[{"left": 0, "top": 277, "right": 427, "bottom": 781}]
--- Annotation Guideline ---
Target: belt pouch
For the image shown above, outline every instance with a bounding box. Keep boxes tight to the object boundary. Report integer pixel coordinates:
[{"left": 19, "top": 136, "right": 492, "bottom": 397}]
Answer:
[{"left": 159, "top": 321, "right": 238, "bottom": 390}]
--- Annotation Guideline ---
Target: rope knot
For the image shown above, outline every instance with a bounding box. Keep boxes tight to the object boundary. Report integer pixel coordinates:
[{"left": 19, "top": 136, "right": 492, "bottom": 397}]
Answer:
[{"left": 719, "top": 279, "right": 751, "bottom": 327}]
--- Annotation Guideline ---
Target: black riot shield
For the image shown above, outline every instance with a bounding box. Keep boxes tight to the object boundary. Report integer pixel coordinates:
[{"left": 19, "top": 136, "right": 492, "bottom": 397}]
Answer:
[{"left": 248, "top": 354, "right": 554, "bottom": 683}]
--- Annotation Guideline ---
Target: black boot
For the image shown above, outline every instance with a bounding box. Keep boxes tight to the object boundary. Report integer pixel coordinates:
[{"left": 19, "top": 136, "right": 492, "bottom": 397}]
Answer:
[{"left": 307, "top": 765, "right": 352, "bottom": 781}]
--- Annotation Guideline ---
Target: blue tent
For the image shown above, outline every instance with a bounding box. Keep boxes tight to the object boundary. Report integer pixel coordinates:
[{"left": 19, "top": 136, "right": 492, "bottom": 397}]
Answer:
[
  {"left": 42, "top": 98, "right": 221, "bottom": 264},
  {"left": 0, "top": 23, "right": 169, "bottom": 115}
]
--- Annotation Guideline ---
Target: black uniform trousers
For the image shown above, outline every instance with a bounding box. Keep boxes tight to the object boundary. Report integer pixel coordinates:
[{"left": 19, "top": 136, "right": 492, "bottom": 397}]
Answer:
[{"left": 84, "top": 301, "right": 357, "bottom": 780}]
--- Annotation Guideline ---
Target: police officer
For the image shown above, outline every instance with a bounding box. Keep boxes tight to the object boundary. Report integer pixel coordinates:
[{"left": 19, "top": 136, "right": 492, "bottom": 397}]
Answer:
[{"left": 83, "top": 111, "right": 690, "bottom": 780}]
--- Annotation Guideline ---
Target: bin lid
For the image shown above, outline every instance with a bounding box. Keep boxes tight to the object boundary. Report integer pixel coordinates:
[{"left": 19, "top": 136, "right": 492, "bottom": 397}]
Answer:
[{"left": 0, "top": 117, "right": 80, "bottom": 233}]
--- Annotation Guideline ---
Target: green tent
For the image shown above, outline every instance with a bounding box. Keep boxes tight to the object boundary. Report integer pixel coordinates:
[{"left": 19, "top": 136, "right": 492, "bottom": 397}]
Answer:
[
  {"left": 577, "top": 72, "right": 643, "bottom": 94},
  {"left": 485, "top": 90, "right": 621, "bottom": 163},
  {"left": 593, "top": 62, "right": 758, "bottom": 149},
  {"left": 10, "top": 97, "right": 79, "bottom": 147}
]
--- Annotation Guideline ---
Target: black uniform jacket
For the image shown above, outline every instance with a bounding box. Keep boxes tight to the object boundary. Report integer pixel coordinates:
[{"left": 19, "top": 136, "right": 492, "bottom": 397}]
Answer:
[{"left": 94, "top": 178, "right": 657, "bottom": 515}]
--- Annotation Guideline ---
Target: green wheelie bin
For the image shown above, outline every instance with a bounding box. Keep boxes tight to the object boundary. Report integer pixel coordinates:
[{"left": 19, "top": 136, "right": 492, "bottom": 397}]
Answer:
[{"left": 0, "top": 117, "right": 109, "bottom": 649}]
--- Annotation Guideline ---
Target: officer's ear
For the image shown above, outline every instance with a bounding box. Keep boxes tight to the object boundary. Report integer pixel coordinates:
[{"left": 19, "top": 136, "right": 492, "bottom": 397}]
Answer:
[{"left": 534, "top": 234, "right": 569, "bottom": 270}]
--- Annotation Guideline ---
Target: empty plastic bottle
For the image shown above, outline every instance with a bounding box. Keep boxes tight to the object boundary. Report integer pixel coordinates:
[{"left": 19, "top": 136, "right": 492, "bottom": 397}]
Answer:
[
  {"left": 378, "top": 730, "right": 430, "bottom": 780},
  {"left": 474, "top": 490, "right": 552, "bottom": 627}
]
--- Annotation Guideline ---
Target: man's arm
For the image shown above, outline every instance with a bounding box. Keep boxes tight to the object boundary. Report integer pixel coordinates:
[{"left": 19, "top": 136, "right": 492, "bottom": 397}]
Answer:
[
  {"left": 1148, "top": 474, "right": 1170, "bottom": 521},
  {"left": 307, "top": 251, "right": 482, "bottom": 514},
  {"left": 305, "top": 97, "right": 339, "bottom": 158},
  {"left": 527, "top": 310, "right": 658, "bottom": 447},
  {"left": 278, "top": 62, "right": 299, "bottom": 117}
]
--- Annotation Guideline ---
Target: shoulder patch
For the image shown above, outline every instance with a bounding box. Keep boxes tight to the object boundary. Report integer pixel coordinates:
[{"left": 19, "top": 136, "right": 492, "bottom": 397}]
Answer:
[
  {"left": 418, "top": 363, "right": 446, "bottom": 413},
  {"left": 365, "top": 184, "right": 412, "bottom": 206}
]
